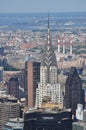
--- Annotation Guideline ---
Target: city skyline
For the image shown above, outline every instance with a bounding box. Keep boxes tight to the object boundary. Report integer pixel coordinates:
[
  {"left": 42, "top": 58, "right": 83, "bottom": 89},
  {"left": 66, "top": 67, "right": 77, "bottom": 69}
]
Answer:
[{"left": 0, "top": 0, "right": 86, "bottom": 13}]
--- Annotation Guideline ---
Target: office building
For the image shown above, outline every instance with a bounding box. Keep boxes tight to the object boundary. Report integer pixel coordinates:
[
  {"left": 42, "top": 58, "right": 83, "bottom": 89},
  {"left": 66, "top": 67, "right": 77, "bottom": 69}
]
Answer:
[
  {"left": 0, "top": 66, "right": 3, "bottom": 83},
  {"left": 4, "top": 118, "right": 24, "bottom": 130},
  {"left": 73, "top": 104, "right": 86, "bottom": 130},
  {"left": 25, "top": 60, "right": 40, "bottom": 108},
  {"left": 0, "top": 94, "right": 18, "bottom": 103},
  {"left": 24, "top": 108, "right": 72, "bottom": 130},
  {"left": 81, "top": 74, "right": 86, "bottom": 105},
  {"left": 17, "top": 69, "right": 25, "bottom": 88},
  {"left": 0, "top": 97, "right": 20, "bottom": 130},
  {"left": 76, "top": 104, "right": 86, "bottom": 121},
  {"left": 0, "top": 47, "right": 4, "bottom": 55},
  {"left": 7, "top": 76, "right": 19, "bottom": 98},
  {"left": 35, "top": 16, "right": 63, "bottom": 108},
  {"left": 73, "top": 122, "right": 86, "bottom": 130},
  {"left": 64, "top": 67, "right": 85, "bottom": 115}
]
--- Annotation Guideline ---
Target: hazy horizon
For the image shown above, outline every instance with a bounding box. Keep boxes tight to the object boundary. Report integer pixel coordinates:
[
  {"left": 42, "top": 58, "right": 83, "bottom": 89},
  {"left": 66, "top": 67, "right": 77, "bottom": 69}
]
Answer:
[
  {"left": 0, "top": 0, "right": 86, "bottom": 13},
  {"left": 0, "top": 12, "right": 86, "bottom": 14}
]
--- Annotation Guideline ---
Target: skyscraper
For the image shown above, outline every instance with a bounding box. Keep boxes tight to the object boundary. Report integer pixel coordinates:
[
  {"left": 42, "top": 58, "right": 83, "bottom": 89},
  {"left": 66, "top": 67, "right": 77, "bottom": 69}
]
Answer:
[
  {"left": 64, "top": 67, "right": 85, "bottom": 115},
  {"left": 35, "top": 15, "right": 63, "bottom": 108},
  {"left": 4, "top": 118, "right": 24, "bottom": 130},
  {"left": 0, "top": 67, "right": 3, "bottom": 83},
  {"left": 0, "top": 95, "right": 20, "bottom": 130},
  {"left": 25, "top": 60, "right": 40, "bottom": 108},
  {"left": 24, "top": 108, "right": 72, "bottom": 130},
  {"left": 7, "top": 76, "right": 19, "bottom": 99}
]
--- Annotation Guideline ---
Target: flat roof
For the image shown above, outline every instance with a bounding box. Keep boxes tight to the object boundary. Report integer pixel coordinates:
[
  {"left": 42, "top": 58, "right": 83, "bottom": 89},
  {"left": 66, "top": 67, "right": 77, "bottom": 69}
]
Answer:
[
  {"left": 4, "top": 118, "right": 23, "bottom": 128},
  {"left": 25, "top": 108, "right": 71, "bottom": 114},
  {"left": 73, "top": 121, "right": 86, "bottom": 127}
]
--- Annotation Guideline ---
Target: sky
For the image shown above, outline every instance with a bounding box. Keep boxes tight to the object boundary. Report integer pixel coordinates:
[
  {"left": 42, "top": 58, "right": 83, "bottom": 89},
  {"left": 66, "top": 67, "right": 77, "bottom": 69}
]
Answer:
[{"left": 0, "top": 0, "right": 86, "bottom": 13}]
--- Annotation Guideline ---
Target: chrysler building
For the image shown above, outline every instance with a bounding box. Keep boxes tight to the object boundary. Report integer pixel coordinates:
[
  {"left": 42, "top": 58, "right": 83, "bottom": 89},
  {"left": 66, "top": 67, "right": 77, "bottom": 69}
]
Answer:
[{"left": 36, "top": 16, "right": 63, "bottom": 108}]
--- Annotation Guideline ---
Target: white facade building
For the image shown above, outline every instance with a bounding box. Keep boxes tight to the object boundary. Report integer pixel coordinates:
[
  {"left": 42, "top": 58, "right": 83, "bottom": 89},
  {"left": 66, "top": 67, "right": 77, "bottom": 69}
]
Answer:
[
  {"left": 76, "top": 104, "right": 86, "bottom": 121},
  {"left": 36, "top": 83, "right": 63, "bottom": 108}
]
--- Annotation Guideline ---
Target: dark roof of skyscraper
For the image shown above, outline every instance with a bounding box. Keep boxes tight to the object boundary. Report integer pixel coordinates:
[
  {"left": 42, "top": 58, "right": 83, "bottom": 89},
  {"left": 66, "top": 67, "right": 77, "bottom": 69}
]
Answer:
[{"left": 9, "top": 76, "right": 18, "bottom": 82}]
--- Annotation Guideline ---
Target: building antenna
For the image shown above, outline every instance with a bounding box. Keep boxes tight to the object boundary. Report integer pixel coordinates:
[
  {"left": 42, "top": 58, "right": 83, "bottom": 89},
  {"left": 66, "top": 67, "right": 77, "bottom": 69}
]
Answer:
[
  {"left": 47, "top": 12, "right": 50, "bottom": 44},
  {"left": 48, "top": 12, "right": 50, "bottom": 34}
]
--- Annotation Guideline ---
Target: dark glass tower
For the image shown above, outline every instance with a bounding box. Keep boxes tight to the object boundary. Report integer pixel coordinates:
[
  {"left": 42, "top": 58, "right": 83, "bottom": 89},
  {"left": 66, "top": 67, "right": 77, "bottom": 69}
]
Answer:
[
  {"left": 7, "top": 76, "right": 19, "bottom": 99},
  {"left": 64, "top": 67, "right": 85, "bottom": 115},
  {"left": 24, "top": 109, "right": 72, "bottom": 130}
]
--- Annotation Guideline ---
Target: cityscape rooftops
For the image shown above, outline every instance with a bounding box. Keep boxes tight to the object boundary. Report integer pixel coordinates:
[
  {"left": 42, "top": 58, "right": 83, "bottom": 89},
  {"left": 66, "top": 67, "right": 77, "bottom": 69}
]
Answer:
[
  {"left": 73, "top": 122, "right": 86, "bottom": 128},
  {"left": 25, "top": 107, "right": 71, "bottom": 114},
  {"left": 0, "top": 94, "right": 17, "bottom": 102},
  {"left": 4, "top": 118, "right": 24, "bottom": 129},
  {"left": 8, "top": 118, "right": 23, "bottom": 123},
  {"left": 8, "top": 76, "right": 19, "bottom": 82}
]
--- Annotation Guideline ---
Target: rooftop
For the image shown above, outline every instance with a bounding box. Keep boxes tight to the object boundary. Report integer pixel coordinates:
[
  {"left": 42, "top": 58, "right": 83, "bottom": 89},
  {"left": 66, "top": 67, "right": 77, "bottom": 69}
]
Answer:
[
  {"left": 25, "top": 108, "right": 71, "bottom": 114},
  {"left": 4, "top": 118, "right": 23, "bottom": 129},
  {"left": 73, "top": 121, "right": 86, "bottom": 127}
]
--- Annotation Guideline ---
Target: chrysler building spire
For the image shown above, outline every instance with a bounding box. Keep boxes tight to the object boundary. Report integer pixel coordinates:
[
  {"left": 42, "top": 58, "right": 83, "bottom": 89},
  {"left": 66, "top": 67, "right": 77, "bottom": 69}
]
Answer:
[
  {"left": 41, "top": 15, "right": 57, "bottom": 68},
  {"left": 47, "top": 13, "right": 50, "bottom": 44},
  {"left": 41, "top": 14, "right": 58, "bottom": 83}
]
